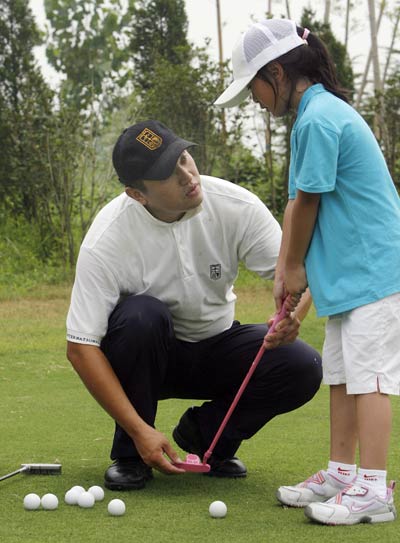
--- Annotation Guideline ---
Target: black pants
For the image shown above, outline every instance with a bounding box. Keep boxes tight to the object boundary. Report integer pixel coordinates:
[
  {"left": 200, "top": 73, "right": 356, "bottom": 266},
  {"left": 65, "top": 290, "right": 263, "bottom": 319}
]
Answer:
[{"left": 101, "top": 295, "right": 322, "bottom": 460}]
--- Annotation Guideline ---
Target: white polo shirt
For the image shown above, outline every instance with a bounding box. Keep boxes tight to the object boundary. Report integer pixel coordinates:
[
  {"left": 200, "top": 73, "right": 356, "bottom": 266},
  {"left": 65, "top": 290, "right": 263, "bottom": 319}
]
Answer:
[{"left": 66, "top": 175, "right": 281, "bottom": 345}]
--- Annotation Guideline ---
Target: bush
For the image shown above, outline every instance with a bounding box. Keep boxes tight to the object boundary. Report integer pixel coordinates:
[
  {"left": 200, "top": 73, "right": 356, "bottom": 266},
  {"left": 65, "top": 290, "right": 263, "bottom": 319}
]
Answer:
[{"left": 0, "top": 216, "right": 70, "bottom": 299}]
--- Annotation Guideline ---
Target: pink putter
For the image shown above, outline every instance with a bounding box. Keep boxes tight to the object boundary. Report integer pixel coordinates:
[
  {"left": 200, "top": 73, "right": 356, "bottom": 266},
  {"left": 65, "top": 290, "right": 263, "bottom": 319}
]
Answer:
[{"left": 174, "top": 298, "right": 290, "bottom": 473}]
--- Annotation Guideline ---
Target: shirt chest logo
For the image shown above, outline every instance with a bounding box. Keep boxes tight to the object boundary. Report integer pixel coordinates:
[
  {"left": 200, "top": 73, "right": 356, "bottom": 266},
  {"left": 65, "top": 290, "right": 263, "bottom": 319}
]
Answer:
[{"left": 210, "top": 264, "right": 221, "bottom": 280}]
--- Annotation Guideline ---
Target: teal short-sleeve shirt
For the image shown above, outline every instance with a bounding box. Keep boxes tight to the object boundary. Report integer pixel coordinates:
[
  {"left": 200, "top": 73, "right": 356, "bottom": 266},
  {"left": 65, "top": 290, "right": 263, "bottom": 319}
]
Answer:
[{"left": 289, "top": 84, "right": 400, "bottom": 316}]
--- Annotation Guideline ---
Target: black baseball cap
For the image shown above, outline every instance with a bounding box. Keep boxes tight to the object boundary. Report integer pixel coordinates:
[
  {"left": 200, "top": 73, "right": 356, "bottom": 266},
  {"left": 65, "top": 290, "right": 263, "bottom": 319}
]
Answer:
[{"left": 112, "top": 120, "right": 197, "bottom": 185}]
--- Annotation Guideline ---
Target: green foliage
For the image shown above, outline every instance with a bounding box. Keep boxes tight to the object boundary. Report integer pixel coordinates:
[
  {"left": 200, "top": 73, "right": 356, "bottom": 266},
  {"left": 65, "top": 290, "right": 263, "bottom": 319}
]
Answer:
[
  {"left": 134, "top": 47, "right": 230, "bottom": 175},
  {"left": 215, "top": 144, "right": 285, "bottom": 219},
  {"left": 0, "top": 0, "right": 55, "bottom": 225},
  {"left": 125, "top": 0, "right": 246, "bottom": 177},
  {"left": 45, "top": 0, "right": 129, "bottom": 110},
  {"left": 0, "top": 215, "right": 69, "bottom": 299},
  {"left": 128, "top": 0, "right": 190, "bottom": 90},
  {"left": 0, "top": 0, "right": 42, "bottom": 105},
  {"left": 358, "top": 68, "right": 400, "bottom": 192}
]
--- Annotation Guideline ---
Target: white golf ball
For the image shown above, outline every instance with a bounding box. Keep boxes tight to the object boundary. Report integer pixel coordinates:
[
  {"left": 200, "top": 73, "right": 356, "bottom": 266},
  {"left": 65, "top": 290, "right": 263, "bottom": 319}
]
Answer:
[
  {"left": 77, "top": 491, "right": 95, "bottom": 508},
  {"left": 108, "top": 498, "right": 126, "bottom": 516},
  {"left": 88, "top": 485, "right": 105, "bottom": 502},
  {"left": 209, "top": 500, "right": 227, "bottom": 518},
  {"left": 70, "top": 485, "right": 85, "bottom": 494},
  {"left": 65, "top": 488, "right": 81, "bottom": 505},
  {"left": 41, "top": 493, "right": 59, "bottom": 510},
  {"left": 23, "top": 493, "right": 41, "bottom": 510}
]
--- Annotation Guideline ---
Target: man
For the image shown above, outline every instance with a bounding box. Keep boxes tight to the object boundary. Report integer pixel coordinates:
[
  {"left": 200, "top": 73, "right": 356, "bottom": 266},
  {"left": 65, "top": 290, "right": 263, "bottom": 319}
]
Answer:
[{"left": 66, "top": 120, "right": 322, "bottom": 491}]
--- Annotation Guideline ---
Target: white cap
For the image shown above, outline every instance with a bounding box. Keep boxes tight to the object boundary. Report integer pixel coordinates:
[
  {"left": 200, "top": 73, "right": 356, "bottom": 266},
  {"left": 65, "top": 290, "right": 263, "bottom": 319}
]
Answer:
[{"left": 214, "top": 19, "right": 305, "bottom": 108}]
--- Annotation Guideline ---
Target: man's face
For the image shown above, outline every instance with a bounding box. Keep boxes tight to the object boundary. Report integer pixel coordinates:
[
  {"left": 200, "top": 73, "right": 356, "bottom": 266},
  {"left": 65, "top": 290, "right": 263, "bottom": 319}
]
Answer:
[{"left": 126, "top": 150, "right": 203, "bottom": 222}]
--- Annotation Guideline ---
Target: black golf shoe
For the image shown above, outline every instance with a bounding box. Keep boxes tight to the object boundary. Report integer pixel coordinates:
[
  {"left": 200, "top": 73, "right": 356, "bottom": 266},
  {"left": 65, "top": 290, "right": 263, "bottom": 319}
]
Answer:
[
  {"left": 172, "top": 407, "right": 247, "bottom": 478},
  {"left": 104, "top": 457, "right": 153, "bottom": 490}
]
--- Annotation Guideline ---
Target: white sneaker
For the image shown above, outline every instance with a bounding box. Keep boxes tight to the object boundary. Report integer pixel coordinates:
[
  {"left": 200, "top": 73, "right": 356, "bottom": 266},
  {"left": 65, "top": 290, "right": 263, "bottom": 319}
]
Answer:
[
  {"left": 304, "top": 481, "right": 396, "bottom": 525},
  {"left": 276, "top": 470, "right": 354, "bottom": 507}
]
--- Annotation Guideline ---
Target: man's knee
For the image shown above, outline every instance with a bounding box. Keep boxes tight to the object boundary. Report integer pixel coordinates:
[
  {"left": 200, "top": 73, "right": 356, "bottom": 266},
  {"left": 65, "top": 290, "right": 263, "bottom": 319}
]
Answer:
[
  {"left": 105, "top": 295, "right": 174, "bottom": 344},
  {"left": 284, "top": 340, "right": 322, "bottom": 406}
]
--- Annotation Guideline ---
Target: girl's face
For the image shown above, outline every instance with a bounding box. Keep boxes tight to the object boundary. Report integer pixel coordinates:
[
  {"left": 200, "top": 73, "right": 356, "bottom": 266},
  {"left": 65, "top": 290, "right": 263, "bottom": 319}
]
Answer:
[
  {"left": 249, "top": 75, "right": 290, "bottom": 118},
  {"left": 249, "top": 62, "right": 295, "bottom": 117}
]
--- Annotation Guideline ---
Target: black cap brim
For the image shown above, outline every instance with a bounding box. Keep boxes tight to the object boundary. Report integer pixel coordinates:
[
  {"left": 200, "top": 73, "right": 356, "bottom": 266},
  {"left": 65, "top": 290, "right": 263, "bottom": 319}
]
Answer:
[{"left": 142, "top": 138, "right": 197, "bottom": 180}]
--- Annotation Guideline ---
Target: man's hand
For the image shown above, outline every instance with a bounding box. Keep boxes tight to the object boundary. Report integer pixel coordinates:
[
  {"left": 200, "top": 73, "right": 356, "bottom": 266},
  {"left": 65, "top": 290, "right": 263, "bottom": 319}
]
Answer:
[
  {"left": 133, "top": 425, "right": 186, "bottom": 475},
  {"left": 262, "top": 313, "right": 300, "bottom": 350}
]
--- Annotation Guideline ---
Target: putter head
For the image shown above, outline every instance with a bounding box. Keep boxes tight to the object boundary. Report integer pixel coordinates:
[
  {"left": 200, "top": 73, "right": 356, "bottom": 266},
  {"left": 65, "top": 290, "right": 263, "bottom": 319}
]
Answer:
[
  {"left": 22, "top": 463, "right": 62, "bottom": 475},
  {"left": 174, "top": 454, "right": 211, "bottom": 473}
]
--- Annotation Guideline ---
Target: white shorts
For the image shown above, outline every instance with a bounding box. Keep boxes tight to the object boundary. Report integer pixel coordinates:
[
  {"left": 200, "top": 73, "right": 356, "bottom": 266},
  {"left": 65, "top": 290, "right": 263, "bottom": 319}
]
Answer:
[{"left": 322, "top": 292, "right": 400, "bottom": 395}]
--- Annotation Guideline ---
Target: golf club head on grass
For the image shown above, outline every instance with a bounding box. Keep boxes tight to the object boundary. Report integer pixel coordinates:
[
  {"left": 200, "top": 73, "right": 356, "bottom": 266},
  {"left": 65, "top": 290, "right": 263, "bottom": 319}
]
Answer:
[{"left": 174, "top": 454, "right": 211, "bottom": 473}]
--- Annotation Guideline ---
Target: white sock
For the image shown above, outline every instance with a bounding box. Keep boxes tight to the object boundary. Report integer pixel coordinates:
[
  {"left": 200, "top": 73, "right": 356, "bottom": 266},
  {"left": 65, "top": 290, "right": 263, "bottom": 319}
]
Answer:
[
  {"left": 327, "top": 460, "right": 357, "bottom": 484},
  {"left": 357, "top": 468, "right": 387, "bottom": 497}
]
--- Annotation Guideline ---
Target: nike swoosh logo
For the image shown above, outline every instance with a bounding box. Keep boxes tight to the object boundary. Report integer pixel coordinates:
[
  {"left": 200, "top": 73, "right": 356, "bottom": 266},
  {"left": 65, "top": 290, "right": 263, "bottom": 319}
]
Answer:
[{"left": 350, "top": 502, "right": 374, "bottom": 513}]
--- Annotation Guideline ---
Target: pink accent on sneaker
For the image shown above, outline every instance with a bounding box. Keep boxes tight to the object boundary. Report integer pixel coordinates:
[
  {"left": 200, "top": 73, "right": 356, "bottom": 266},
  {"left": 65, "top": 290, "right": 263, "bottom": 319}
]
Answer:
[
  {"left": 301, "top": 470, "right": 351, "bottom": 489},
  {"left": 333, "top": 484, "right": 367, "bottom": 505},
  {"left": 300, "top": 470, "right": 326, "bottom": 487}
]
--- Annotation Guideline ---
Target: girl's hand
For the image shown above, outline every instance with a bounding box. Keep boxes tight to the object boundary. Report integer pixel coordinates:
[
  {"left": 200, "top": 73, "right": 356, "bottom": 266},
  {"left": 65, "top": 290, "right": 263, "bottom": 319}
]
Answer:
[
  {"left": 284, "top": 264, "right": 308, "bottom": 298},
  {"left": 272, "top": 277, "right": 286, "bottom": 311}
]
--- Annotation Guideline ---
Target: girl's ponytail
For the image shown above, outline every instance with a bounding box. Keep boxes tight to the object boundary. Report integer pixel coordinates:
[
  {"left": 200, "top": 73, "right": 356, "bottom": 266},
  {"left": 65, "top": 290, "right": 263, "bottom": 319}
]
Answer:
[{"left": 297, "top": 26, "right": 350, "bottom": 102}]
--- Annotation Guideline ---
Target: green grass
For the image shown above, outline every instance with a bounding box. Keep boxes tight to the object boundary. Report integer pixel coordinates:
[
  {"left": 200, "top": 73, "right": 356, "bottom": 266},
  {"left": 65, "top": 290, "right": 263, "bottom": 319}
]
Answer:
[{"left": 0, "top": 281, "right": 399, "bottom": 543}]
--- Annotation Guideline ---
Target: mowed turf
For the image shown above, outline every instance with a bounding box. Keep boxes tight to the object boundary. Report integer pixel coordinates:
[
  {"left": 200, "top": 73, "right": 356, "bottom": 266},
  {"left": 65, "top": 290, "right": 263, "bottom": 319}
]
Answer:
[{"left": 0, "top": 282, "right": 399, "bottom": 543}]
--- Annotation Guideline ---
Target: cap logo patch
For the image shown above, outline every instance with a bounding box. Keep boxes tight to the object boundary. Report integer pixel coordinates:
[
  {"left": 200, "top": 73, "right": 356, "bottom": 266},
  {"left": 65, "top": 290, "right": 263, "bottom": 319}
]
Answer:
[{"left": 136, "top": 128, "right": 163, "bottom": 150}]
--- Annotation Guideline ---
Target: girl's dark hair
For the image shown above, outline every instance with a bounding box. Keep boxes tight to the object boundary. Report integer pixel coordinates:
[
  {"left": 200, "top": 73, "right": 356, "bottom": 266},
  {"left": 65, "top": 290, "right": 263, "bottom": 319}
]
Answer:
[{"left": 256, "top": 26, "right": 350, "bottom": 103}]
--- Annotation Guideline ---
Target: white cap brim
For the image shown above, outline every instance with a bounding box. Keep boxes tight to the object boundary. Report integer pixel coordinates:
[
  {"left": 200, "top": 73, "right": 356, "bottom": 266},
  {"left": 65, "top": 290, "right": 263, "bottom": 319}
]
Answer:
[{"left": 214, "top": 73, "right": 254, "bottom": 108}]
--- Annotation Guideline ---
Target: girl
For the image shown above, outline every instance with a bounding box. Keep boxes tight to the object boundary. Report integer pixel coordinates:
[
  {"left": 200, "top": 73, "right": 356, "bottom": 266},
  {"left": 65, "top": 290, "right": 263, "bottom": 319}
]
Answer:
[{"left": 215, "top": 18, "right": 400, "bottom": 526}]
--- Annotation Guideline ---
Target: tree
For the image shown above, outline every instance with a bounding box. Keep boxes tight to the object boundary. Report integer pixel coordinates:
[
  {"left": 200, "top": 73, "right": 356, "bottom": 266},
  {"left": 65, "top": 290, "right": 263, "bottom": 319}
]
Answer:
[
  {"left": 126, "top": 0, "right": 241, "bottom": 177},
  {"left": 38, "top": 105, "right": 119, "bottom": 268},
  {"left": 344, "top": 0, "right": 351, "bottom": 48},
  {"left": 45, "top": 0, "right": 129, "bottom": 111},
  {"left": 127, "top": 0, "right": 190, "bottom": 90},
  {"left": 366, "top": 0, "right": 391, "bottom": 150},
  {"left": 135, "top": 47, "right": 233, "bottom": 175},
  {"left": 355, "top": 1, "right": 385, "bottom": 109},
  {"left": 383, "top": 4, "right": 400, "bottom": 85},
  {"left": 324, "top": 0, "right": 332, "bottom": 23},
  {"left": 0, "top": 0, "right": 55, "bottom": 237},
  {"left": 381, "top": 70, "right": 400, "bottom": 189}
]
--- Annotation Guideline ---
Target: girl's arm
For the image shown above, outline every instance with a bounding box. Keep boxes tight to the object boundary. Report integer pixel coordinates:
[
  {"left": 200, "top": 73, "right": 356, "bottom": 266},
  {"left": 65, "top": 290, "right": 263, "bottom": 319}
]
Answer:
[
  {"left": 266, "top": 196, "right": 317, "bottom": 350},
  {"left": 285, "top": 190, "right": 320, "bottom": 295},
  {"left": 273, "top": 199, "right": 294, "bottom": 309}
]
